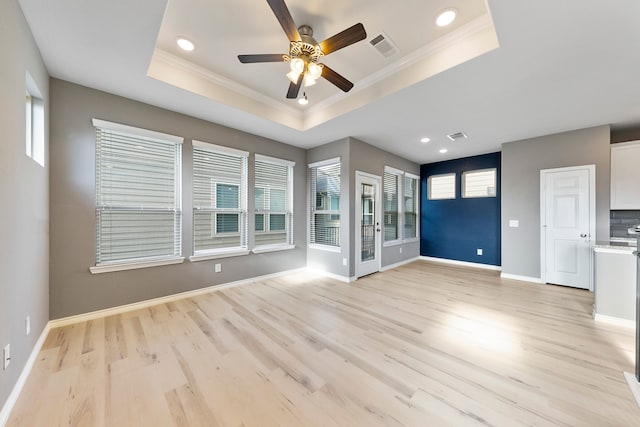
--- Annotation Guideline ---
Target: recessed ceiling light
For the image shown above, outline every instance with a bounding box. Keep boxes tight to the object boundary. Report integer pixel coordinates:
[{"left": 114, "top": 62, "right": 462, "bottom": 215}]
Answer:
[
  {"left": 436, "top": 9, "right": 457, "bottom": 27},
  {"left": 420, "top": 137, "right": 431, "bottom": 143},
  {"left": 176, "top": 37, "right": 195, "bottom": 51},
  {"left": 439, "top": 148, "right": 448, "bottom": 154}
]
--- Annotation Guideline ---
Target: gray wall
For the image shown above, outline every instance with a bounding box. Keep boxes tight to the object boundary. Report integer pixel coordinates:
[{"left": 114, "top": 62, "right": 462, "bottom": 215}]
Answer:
[
  {"left": 306, "top": 139, "right": 351, "bottom": 278},
  {"left": 305, "top": 137, "right": 420, "bottom": 279},
  {"left": 349, "top": 137, "right": 420, "bottom": 275},
  {"left": 49, "top": 79, "right": 307, "bottom": 319},
  {"left": 501, "top": 125, "right": 610, "bottom": 278},
  {"left": 0, "top": 0, "right": 49, "bottom": 412}
]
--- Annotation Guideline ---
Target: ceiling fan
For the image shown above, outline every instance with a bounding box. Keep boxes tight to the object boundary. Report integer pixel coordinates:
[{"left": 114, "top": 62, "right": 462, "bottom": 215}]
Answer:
[{"left": 238, "top": 0, "right": 367, "bottom": 100}]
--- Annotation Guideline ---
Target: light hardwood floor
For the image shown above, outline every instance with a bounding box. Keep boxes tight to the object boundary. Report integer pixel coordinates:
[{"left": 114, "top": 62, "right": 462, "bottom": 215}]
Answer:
[{"left": 7, "top": 261, "right": 640, "bottom": 426}]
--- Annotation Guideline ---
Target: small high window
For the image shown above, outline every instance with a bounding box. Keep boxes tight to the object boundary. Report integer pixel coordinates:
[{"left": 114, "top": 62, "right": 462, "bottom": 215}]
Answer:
[
  {"left": 428, "top": 173, "right": 456, "bottom": 200},
  {"left": 463, "top": 168, "right": 496, "bottom": 198},
  {"left": 26, "top": 74, "right": 45, "bottom": 167}
]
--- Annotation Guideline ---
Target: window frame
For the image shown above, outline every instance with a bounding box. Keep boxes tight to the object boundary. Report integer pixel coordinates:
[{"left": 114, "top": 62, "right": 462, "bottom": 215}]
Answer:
[
  {"left": 383, "top": 166, "right": 402, "bottom": 245},
  {"left": 383, "top": 167, "right": 420, "bottom": 246},
  {"left": 90, "top": 119, "right": 185, "bottom": 274},
  {"left": 25, "top": 73, "right": 45, "bottom": 167},
  {"left": 190, "top": 140, "right": 249, "bottom": 261},
  {"left": 462, "top": 168, "right": 497, "bottom": 198},
  {"left": 253, "top": 154, "right": 295, "bottom": 253},
  {"left": 428, "top": 173, "right": 456, "bottom": 200},
  {"left": 309, "top": 157, "right": 341, "bottom": 252},
  {"left": 403, "top": 172, "right": 420, "bottom": 242}
]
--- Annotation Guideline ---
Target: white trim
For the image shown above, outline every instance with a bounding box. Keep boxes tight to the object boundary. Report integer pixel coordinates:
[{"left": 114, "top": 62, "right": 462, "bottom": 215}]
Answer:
[
  {"left": 383, "top": 165, "right": 404, "bottom": 176},
  {"left": 192, "top": 140, "right": 248, "bottom": 157},
  {"left": 593, "top": 246, "right": 636, "bottom": 254},
  {"left": 50, "top": 268, "right": 308, "bottom": 329},
  {"left": 594, "top": 313, "right": 636, "bottom": 328},
  {"left": 383, "top": 240, "right": 403, "bottom": 247},
  {"left": 252, "top": 244, "right": 295, "bottom": 254},
  {"left": 500, "top": 272, "right": 544, "bottom": 284},
  {"left": 254, "top": 154, "right": 295, "bottom": 167},
  {"left": 91, "top": 118, "right": 183, "bottom": 144},
  {"left": 624, "top": 372, "right": 640, "bottom": 409},
  {"left": 421, "top": 256, "right": 501, "bottom": 271},
  {"left": 405, "top": 172, "right": 420, "bottom": 181},
  {"left": 403, "top": 237, "right": 420, "bottom": 244},
  {"left": 190, "top": 249, "right": 250, "bottom": 262},
  {"left": 381, "top": 256, "right": 420, "bottom": 272},
  {"left": 0, "top": 323, "right": 50, "bottom": 427},
  {"left": 306, "top": 268, "right": 355, "bottom": 283},
  {"left": 308, "top": 243, "right": 342, "bottom": 253},
  {"left": 308, "top": 157, "right": 340, "bottom": 169},
  {"left": 89, "top": 256, "right": 185, "bottom": 274}
]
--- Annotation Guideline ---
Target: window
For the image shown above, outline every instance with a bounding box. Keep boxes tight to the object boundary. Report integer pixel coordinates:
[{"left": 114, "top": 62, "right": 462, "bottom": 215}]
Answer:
[
  {"left": 428, "top": 173, "right": 456, "bottom": 200},
  {"left": 383, "top": 169, "right": 400, "bottom": 242},
  {"left": 254, "top": 154, "right": 294, "bottom": 249},
  {"left": 26, "top": 74, "right": 45, "bottom": 167},
  {"left": 404, "top": 174, "right": 419, "bottom": 239},
  {"left": 383, "top": 167, "right": 420, "bottom": 244},
  {"left": 463, "top": 168, "right": 496, "bottom": 198},
  {"left": 309, "top": 158, "right": 341, "bottom": 248},
  {"left": 192, "top": 141, "right": 248, "bottom": 258},
  {"left": 92, "top": 119, "right": 183, "bottom": 271}
]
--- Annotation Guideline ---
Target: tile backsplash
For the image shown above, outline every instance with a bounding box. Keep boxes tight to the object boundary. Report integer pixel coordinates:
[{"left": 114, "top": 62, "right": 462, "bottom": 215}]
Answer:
[{"left": 610, "top": 210, "right": 640, "bottom": 238}]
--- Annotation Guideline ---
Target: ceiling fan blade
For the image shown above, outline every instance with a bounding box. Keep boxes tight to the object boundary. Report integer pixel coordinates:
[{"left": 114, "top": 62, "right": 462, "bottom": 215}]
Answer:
[
  {"left": 318, "top": 23, "right": 366, "bottom": 55},
  {"left": 238, "top": 54, "right": 287, "bottom": 63},
  {"left": 267, "top": 0, "right": 301, "bottom": 41},
  {"left": 321, "top": 65, "right": 354, "bottom": 92},
  {"left": 286, "top": 73, "right": 303, "bottom": 99}
]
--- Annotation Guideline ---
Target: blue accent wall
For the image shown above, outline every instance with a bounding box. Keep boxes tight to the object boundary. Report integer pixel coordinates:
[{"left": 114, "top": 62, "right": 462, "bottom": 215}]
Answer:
[{"left": 420, "top": 152, "right": 501, "bottom": 266}]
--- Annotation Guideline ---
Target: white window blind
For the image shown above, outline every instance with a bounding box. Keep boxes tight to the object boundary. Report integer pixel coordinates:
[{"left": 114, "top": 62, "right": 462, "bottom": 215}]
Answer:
[
  {"left": 463, "top": 168, "right": 496, "bottom": 198},
  {"left": 383, "top": 171, "right": 399, "bottom": 242},
  {"left": 404, "top": 174, "right": 418, "bottom": 239},
  {"left": 255, "top": 155, "right": 294, "bottom": 248},
  {"left": 193, "top": 142, "right": 248, "bottom": 255},
  {"left": 428, "top": 173, "right": 456, "bottom": 200},
  {"left": 94, "top": 120, "right": 182, "bottom": 265},
  {"left": 309, "top": 160, "right": 341, "bottom": 247}
]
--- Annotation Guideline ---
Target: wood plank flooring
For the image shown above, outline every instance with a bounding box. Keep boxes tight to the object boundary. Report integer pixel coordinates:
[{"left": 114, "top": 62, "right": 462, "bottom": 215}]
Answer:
[{"left": 7, "top": 261, "right": 640, "bottom": 426}]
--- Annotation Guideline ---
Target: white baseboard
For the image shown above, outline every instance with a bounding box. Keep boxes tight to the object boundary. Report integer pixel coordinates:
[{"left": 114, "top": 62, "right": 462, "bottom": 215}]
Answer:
[
  {"left": 306, "top": 268, "right": 355, "bottom": 283},
  {"left": 0, "top": 323, "right": 50, "bottom": 427},
  {"left": 594, "top": 313, "right": 636, "bottom": 329},
  {"left": 380, "top": 257, "right": 420, "bottom": 272},
  {"left": 624, "top": 372, "right": 640, "bottom": 409},
  {"left": 420, "top": 256, "right": 501, "bottom": 271},
  {"left": 49, "top": 267, "right": 307, "bottom": 329},
  {"left": 500, "top": 272, "right": 544, "bottom": 284}
]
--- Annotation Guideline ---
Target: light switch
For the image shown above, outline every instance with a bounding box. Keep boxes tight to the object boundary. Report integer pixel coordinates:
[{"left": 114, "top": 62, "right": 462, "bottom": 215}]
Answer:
[{"left": 509, "top": 220, "right": 519, "bottom": 228}]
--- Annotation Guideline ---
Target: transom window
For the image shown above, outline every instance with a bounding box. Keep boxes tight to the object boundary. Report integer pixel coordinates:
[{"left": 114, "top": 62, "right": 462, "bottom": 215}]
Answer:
[
  {"left": 463, "top": 168, "right": 497, "bottom": 198},
  {"left": 428, "top": 173, "right": 456, "bottom": 200}
]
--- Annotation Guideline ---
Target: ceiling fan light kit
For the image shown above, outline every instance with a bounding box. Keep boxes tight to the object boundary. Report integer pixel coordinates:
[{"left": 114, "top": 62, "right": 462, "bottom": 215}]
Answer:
[{"left": 238, "top": 0, "right": 367, "bottom": 101}]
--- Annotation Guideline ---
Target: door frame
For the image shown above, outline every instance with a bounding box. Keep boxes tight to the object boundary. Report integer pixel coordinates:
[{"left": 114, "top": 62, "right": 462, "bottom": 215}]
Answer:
[
  {"left": 540, "top": 164, "right": 596, "bottom": 291},
  {"left": 355, "top": 171, "right": 382, "bottom": 278}
]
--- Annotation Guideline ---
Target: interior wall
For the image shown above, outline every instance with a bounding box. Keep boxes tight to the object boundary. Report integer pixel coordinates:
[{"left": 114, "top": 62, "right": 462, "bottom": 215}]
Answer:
[
  {"left": 348, "top": 137, "right": 420, "bottom": 274},
  {"left": 0, "top": 0, "right": 49, "bottom": 413},
  {"left": 501, "top": 125, "right": 610, "bottom": 279},
  {"left": 306, "top": 139, "right": 351, "bottom": 278},
  {"left": 611, "top": 127, "right": 640, "bottom": 144},
  {"left": 420, "top": 152, "right": 501, "bottom": 266},
  {"left": 49, "top": 79, "right": 307, "bottom": 319}
]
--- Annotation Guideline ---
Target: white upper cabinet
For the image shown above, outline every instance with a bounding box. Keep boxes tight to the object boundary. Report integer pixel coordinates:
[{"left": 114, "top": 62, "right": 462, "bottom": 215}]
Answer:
[{"left": 611, "top": 140, "right": 640, "bottom": 209}]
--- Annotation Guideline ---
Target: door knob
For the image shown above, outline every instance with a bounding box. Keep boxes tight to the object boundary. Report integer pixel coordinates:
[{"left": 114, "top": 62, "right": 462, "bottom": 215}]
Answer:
[{"left": 580, "top": 233, "right": 587, "bottom": 238}]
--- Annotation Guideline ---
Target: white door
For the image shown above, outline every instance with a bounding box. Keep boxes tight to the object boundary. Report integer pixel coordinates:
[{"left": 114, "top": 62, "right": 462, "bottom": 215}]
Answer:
[
  {"left": 541, "top": 165, "right": 595, "bottom": 290},
  {"left": 356, "top": 172, "right": 382, "bottom": 277}
]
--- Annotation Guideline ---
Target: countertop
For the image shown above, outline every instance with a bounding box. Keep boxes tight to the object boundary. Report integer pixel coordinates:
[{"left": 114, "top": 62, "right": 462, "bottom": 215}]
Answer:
[{"left": 593, "top": 239, "right": 637, "bottom": 253}]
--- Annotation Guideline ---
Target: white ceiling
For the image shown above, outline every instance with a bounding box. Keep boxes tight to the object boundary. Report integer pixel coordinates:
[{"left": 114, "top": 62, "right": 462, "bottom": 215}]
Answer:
[{"left": 18, "top": 0, "right": 640, "bottom": 164}]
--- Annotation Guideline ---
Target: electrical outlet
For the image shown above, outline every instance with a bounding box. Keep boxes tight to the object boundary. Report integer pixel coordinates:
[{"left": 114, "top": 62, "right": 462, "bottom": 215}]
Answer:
[
  {"left": 214, "top": 263, "right": 221, "bottom": 273},
  {"left": 342, "top": 258, "right": 347, "bottom": 266},
  {"left": 399, "top": 247, "right": 403, "bottom": 254},
  {"left": 3, "top": 344, "right": 10, "bottom": 370},
  {"left": 26, "top": 316, "right": 31, "bottom": 336},
  {"left": 477, "top": 248, "right": 483, "bottom": 256}
]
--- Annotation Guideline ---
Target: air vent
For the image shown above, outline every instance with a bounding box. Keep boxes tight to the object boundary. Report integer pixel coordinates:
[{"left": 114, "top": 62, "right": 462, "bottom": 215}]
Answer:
[
  {"left": 369, "top": 32, "right": 399, "bottom": 58},
  {"left": 447, "top": 131, "right": 468, "bottom": 141}
]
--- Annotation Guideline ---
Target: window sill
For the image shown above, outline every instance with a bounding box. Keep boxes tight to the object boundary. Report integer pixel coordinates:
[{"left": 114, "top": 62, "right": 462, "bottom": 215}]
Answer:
[
  {"left": 403, "top": 237, "right": 419, "bottom": 243},
  {"left": 308, "top": 243, "right": 341, "bottom": 253},
  {"left": 189, "top": 249, "right": 250, "bottom": 262},
  {"left": 252, "top": 244, "right": 295, "bottom": 254},
  {"left": 89, "top": 256, "right": 185, "bottom": 274},
  {"left": 383, "top": 240, "right": 403, "bottom": 247}
]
